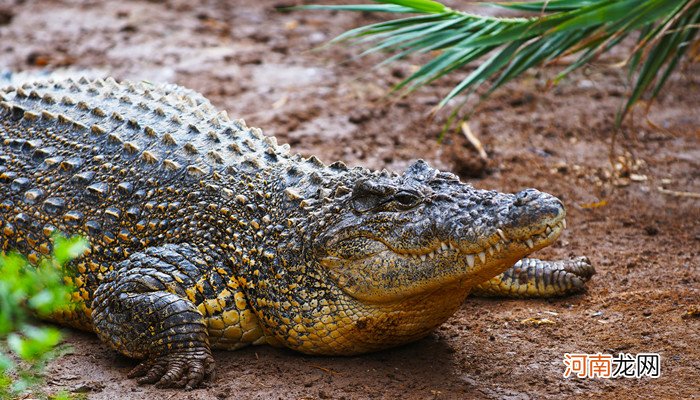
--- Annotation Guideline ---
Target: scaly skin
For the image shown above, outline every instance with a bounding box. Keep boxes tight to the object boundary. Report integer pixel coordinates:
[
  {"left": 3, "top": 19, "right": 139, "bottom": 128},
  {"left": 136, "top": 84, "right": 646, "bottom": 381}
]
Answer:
[{"left": 0, "top": 77, "right": 594, "bottom": 389}]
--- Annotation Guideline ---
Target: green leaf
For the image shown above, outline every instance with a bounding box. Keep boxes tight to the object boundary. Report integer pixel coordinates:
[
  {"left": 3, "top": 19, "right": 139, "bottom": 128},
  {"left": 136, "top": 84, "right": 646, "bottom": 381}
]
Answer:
[
  {"left": 440, "top": 39, "right": 525, "bottom": 107},
  {"left": 52, "top": 235, "right": 89, "bottom": 266},
  {"left": 0, "top": 353, "right": 13, "bottom": 374},
  {"left": 295, "top": 4, "right": 417, "bottom": 13},
  {"left": 9, "top": 327, "right": 62, "bottom": 362},
  {"left": 28, "top": 290, "right": 58, "bottom": 313},
  {"left": 296, "top": 0, "right": 448, "bottom": 14},
  {"left": 377, "top": 0, "right": 448, "bottom": 14},
  {"left": 495, "top": 0, "right": 601, "bottom": 12}
]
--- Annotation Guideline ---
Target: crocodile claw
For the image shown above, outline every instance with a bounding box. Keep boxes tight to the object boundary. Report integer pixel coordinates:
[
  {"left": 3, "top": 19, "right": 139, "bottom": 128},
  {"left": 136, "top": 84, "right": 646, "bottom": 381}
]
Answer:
[{"left": 128, "top": 347, "right": 216, "bottom": 389}]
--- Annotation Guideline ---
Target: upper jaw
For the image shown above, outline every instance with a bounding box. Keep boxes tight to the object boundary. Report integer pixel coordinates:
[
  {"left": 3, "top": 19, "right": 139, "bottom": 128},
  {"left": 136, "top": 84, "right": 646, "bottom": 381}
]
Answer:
[
  {"left": 388, "top": 217, "right": 566, "bottom": 268},
  {"left": 318, "top": 190, "right": 567, "bottom": 273}
]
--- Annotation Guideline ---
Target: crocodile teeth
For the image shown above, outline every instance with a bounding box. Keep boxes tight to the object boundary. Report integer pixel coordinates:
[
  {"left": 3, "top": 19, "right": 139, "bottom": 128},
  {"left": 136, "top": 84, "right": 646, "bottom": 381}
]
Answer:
[
  {"left": 487, "top": 246, "right": 494, "bottom": 256},
  {"left": 525, "top": 239, "right": 534, "bottom": 249},
  {"left": 477, "top": 251, "right": 486, "bottom": 264},
  {"left": 420, "top": 255, "right": 426, "bottom": 262},
  {"left": 449, "top": 242, "right": 455, "bottom": 250},
  {"left": 466, "top": 254, "right": 475, "bottom": 268},
  {"left": 545, "top": 226, "right": 552, "bottom": 235},
  {"left": 496, "top": 228, "right": 507, "bottom": 241},
  {"left": 495, "top": 242, "right": 502, "bottom": 251},
  {"left": 428, "top": 251, "right": 435, "bottom": 259},
  {"left": 562, "top": 219, "right": 567, "bottom": 229},
  {"left": 441, "top": 242, "right": 448, "bottom": 251}
]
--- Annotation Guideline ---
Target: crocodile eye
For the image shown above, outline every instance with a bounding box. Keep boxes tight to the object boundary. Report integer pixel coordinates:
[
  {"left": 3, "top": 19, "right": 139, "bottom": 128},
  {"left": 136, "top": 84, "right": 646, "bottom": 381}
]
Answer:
[{"left": 392, "top": 191, "right": 421, "bottom": 208}]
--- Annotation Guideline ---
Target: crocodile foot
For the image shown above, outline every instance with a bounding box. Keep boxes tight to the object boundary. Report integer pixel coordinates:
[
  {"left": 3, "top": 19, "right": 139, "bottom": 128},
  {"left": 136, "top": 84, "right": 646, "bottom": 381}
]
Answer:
[
  {"left": 92, "top": 245, "right": 218, "bottom": 389},
  {"left": 471, "top": 256, "right": 596, "bottom": 298},
  {"left": 127, "top": 347, "right": 215, "bottom": 389}
]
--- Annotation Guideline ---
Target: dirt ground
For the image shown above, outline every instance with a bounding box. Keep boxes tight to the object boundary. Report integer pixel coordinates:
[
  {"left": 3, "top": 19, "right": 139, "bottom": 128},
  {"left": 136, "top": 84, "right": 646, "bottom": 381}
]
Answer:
[{"left": 1, "top": 0, "right": 699, "bottom": 399}]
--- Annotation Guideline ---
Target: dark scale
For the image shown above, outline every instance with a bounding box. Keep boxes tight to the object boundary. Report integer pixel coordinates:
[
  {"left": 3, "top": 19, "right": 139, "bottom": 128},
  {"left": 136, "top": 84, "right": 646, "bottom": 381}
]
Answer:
[{"left": 1, "top": 77, "right": 594, "bottom": 389}]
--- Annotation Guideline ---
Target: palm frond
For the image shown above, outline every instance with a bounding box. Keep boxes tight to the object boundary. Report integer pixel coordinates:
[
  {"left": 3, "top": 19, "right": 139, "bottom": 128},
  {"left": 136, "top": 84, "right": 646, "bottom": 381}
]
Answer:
[{"left": 296, "top": 0, "right": 700, "bottom": 126}]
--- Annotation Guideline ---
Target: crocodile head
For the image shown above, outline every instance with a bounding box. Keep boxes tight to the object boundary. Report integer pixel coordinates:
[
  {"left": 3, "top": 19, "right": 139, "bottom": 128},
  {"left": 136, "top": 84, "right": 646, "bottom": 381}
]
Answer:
[{"left": 315, "top": 160, "right": 566, "bottom": 303}]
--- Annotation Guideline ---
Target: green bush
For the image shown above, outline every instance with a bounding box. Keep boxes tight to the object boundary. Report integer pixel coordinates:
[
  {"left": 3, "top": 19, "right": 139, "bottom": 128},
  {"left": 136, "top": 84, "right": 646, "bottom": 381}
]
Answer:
[{"left": 0, "top": 235, "right": 88, "bottom": 399}]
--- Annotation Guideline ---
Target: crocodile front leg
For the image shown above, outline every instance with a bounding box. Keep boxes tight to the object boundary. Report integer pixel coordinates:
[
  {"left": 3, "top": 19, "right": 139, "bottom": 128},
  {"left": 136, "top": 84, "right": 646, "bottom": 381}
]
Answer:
[
  {"left": 92, "top": 245, "right": 215, "bottom": 389},
  {"left": 470, "top": 257, "right": 595, "bottom": 298}
]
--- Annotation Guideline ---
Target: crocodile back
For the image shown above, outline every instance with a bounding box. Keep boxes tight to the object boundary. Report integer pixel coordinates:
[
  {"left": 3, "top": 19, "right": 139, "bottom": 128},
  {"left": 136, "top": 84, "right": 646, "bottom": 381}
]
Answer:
[{"left": 0, "top": 78, "right": 292, "bottom": 328}]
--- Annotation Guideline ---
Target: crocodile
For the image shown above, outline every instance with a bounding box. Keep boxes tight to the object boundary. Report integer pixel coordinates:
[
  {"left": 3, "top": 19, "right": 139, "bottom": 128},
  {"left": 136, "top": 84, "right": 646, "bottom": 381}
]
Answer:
[{"left": 0, "top": 77, "right": 594, "bottom": 389}]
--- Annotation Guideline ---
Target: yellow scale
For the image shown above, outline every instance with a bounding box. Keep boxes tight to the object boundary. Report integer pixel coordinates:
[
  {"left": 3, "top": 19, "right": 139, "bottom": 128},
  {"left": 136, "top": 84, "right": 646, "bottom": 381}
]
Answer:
[{"left": 191, "top": 272, "right": 273, "bottom": 350}]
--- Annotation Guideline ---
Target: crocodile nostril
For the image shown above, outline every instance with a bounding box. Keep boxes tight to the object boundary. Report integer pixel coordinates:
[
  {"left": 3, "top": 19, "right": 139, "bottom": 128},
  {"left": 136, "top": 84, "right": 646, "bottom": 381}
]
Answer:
[{"left": 514, "top": 189, "right": 539, "bottom": 206}]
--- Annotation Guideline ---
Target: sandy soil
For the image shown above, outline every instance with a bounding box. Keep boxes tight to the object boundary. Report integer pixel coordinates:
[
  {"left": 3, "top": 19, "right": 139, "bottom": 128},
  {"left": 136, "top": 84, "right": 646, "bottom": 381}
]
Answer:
[{"left": 1, "top": 0, "right": 698, "bottom": 399}]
